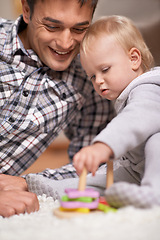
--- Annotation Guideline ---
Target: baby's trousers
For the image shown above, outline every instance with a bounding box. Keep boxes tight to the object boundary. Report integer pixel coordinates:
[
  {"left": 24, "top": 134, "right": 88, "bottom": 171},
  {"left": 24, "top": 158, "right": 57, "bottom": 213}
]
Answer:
[{"left": 105, "top": 132, "right": 160, "bottom": 207}]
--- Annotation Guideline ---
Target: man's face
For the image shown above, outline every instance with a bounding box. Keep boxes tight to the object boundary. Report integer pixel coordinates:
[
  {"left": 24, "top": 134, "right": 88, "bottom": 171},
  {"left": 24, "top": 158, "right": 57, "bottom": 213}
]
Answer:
[{"left": 21, "top": 0, "right": 93, "bottom": 71}]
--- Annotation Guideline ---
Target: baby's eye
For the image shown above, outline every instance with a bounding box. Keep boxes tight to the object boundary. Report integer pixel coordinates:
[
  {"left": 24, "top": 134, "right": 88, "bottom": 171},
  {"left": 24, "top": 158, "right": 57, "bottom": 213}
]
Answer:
[{"left": 102, "top": 67, "right": 110, "bottom": 73}]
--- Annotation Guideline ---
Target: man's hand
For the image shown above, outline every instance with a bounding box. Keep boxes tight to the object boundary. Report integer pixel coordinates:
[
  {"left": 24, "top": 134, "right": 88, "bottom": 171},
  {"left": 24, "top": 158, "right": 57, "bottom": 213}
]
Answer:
[
  {"left": 0, "top": 174, "right": 28, "bottom": 191},
  {"left": 0, "top": 190, "right": 39, "bottom": 217},
  {"left": 0, "top": 174, "right": 39, "bottom": 217}
]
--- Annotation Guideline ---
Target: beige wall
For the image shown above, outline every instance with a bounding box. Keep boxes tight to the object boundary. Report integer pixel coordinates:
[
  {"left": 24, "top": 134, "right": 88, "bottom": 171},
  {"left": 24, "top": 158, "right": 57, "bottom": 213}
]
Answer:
[
  {"left": 94, "top": 0, "right": 160, "bottom": 23},
  {"left": 0, "top": 0, "right": 16, "bottom": 19}
]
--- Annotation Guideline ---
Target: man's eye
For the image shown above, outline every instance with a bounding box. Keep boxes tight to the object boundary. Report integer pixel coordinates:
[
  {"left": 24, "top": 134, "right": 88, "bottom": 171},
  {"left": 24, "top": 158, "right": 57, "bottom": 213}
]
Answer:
[
  {"left": 72, "top": 27, "right": 88, "bottom": 34},
  {"left": 45, "top": 25, "right": 60, "bottom": 31}
]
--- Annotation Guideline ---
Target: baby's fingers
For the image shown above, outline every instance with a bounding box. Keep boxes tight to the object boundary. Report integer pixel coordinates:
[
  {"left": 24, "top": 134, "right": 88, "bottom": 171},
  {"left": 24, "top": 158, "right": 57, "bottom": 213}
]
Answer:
[{"left": 73, "top": 152, "right": 85, "bottom": 175}]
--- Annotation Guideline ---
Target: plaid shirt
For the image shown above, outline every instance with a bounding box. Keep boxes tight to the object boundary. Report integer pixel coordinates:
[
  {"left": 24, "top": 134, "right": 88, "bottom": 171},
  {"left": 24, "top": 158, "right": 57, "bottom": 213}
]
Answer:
[{"left": 0, "top": 16, "right": 114, "bottom": 176}]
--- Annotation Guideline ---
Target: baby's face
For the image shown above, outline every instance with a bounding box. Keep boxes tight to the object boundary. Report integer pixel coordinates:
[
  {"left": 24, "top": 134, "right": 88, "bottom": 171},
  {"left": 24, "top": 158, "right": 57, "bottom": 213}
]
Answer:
[{"left": 80, "top": 34, "right": 138, "bottom": 100}]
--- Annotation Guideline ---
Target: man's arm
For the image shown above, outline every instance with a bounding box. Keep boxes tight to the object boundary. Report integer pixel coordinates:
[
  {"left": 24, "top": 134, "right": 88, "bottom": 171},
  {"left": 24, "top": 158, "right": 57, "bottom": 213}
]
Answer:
[{"left": 0, "top": 174, "right": 28, "bottom": 191}]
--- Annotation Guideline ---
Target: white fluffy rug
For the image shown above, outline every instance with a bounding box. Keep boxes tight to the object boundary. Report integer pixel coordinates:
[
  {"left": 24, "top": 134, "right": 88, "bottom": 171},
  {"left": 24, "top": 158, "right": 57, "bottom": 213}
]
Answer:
[{"left": 0, "top": 194, "right": 160, "bottom": 240}]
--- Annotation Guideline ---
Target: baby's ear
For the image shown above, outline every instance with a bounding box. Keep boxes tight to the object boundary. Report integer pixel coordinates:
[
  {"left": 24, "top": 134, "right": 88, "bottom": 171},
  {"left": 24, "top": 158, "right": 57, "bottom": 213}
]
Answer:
[{"left": 129, "top": 48, "right": 142, "bottom": 71}]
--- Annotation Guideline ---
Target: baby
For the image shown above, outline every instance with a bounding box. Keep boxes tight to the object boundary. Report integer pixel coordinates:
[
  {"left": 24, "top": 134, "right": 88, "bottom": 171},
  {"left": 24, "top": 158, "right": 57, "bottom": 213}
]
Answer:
[{"left": 73, "top": 15, "right": 160, "bottom": 208}]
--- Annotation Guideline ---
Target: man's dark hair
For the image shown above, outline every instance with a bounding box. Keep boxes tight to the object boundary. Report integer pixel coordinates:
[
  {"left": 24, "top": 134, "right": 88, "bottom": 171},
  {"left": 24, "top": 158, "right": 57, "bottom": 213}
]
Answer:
[{"left": 26, "top": 0, "right": 98, "bottom": 18}]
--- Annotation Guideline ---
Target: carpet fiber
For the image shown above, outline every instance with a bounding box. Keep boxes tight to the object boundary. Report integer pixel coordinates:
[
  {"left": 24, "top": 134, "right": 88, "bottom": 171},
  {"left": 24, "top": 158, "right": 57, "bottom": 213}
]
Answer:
[{"left": 0, "top": 194, "right": 160, "bottom": 240}]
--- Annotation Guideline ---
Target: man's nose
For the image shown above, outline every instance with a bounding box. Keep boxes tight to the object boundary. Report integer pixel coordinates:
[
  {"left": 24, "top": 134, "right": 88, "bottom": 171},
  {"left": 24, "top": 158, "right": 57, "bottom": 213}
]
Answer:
[{"left": 56, "top": 29, "right": 74, "bottom": 49}]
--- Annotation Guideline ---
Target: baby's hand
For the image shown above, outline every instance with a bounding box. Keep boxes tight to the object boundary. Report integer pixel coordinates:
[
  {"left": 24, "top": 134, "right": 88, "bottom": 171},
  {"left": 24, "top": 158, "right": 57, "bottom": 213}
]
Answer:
[{"left": 73, "top": 142, "right": 113, "bottom": 176}]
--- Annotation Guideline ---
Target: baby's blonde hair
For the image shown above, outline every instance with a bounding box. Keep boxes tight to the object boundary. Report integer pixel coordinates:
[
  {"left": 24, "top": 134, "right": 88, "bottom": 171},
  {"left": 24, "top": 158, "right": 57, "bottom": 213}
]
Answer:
[{"left": 81, "top": 15, "right": 154, "bottom": 72}]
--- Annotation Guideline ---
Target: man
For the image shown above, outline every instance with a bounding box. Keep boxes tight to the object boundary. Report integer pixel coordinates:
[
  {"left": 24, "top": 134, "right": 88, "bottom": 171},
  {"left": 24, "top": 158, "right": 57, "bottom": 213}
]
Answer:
[{"left": 0, "top": 0, "right": 114, "bottom": 217}]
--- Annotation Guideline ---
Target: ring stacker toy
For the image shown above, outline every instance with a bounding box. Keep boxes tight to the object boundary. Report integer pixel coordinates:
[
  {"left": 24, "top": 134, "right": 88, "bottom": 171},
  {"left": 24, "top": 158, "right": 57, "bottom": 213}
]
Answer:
[{"left": 54, "top": 160, "right": 116, "bottom": 218}]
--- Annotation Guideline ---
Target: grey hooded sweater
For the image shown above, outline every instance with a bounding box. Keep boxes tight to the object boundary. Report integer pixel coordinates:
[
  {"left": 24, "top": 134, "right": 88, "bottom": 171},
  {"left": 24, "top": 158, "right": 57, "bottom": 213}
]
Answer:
[{"left": 93, "top": 67, "right": 160, "bottom": 182}]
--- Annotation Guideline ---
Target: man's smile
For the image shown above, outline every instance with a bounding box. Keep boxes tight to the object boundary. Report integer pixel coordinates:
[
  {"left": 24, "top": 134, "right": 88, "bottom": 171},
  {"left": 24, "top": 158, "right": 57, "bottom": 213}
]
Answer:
[{"left": 54, "top": 50, "right": 71, "bottom": 55}]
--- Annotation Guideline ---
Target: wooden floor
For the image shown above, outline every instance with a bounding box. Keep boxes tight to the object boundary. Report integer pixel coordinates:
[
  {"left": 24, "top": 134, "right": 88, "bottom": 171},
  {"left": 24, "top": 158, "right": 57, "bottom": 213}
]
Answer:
[{"left": 22, "top": 135, "right": 70, "bottom": 175}]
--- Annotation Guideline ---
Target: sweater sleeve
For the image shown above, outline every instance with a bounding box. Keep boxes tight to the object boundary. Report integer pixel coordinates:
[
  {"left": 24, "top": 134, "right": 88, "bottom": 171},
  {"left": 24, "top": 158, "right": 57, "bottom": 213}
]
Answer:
[{"left": 92, "top": 83, "right": 160, "bottom": 159}]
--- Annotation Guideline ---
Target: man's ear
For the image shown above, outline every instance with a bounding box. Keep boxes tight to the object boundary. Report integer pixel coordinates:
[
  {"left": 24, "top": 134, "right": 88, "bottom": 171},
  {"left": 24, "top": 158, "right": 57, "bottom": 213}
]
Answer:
[
  {"left": 21, "top": 0, "right": 30, "bottom": 24},
  {"left": 129, "top": 47, "right": 142, "bottom": 71}
]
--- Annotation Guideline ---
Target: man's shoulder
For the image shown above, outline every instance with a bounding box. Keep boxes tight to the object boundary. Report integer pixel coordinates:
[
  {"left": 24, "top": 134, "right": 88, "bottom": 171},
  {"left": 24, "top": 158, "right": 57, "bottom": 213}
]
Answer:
[
  {"left": 0, "top": 17, "right": 10, "bottom": 24},
  {"left": 0, "top": 17, "right": 14, "bottom": 31},
  {"left": 0, "top": 16, "right": 23, "bottom": 37},
  {"left": 0, "top": 18, "right": 14, "bottom": 45}
]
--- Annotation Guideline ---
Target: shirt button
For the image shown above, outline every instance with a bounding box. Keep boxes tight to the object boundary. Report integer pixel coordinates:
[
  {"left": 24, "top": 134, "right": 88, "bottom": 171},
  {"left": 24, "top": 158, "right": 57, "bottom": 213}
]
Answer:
[
  {"left": 62, "top": 93, "right": 66, "bottom": 99},
  {"left": 9, "top": 117, "right": 15, "bottom": 123},
  {"left": 23, "top": 90, "right": 29, "bottom": 97}
]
